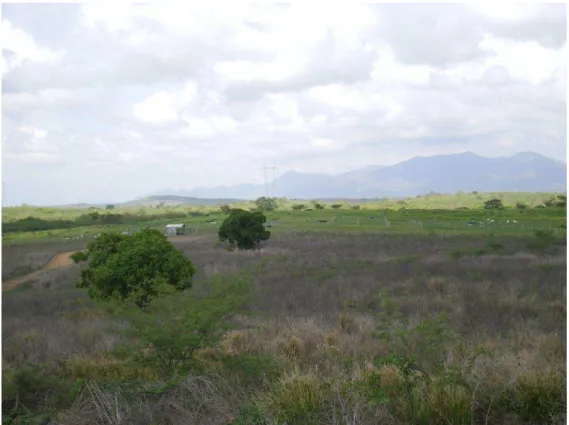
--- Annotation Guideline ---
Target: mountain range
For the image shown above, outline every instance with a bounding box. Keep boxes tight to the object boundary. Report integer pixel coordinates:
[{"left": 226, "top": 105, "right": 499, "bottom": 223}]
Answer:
[{"left": 151, "top": 152, "right": 566, "bottom": 200}]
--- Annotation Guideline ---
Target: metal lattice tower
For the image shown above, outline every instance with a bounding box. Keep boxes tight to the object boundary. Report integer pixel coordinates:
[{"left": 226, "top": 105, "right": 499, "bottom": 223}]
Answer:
[{"left": 264, "top": 166, "right": 276, "bottom": 198}]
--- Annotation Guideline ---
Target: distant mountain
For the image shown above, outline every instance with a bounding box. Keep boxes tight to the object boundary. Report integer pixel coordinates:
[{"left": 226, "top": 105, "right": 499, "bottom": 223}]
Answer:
[
  {"left": 151, "top": 152, "right": 567, "bottom": 200},
  {"left": 122, "top": 195, "right": 244, "bottom": 207}
]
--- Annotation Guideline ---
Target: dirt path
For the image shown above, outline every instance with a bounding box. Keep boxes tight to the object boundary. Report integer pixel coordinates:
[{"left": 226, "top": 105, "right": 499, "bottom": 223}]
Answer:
[
  {"left": 2, "top": 234, "right": 207, "bottom": 292},
  {"left": 3, "top": 251, "right": 78, "bottom": 292}
]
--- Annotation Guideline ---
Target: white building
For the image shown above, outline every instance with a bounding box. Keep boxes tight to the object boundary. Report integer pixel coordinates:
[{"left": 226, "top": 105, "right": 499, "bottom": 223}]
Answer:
[{"left": 165, "top": 224, "right": 186, "bottom": 236}]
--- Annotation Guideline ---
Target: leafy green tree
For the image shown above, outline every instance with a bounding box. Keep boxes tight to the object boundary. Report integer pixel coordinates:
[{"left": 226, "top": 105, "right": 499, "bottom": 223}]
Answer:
[
  {"left": 291, "top": 204, "right": 305, "bottom": 211},
  {"left": 483, "top": 198, "right": 504, "bottom": 210},
  {"left": 71, "top": 229, "right": 195, "bottom": 308},
  {"left": 331, "top": 204, "right": 343, "bottom": 209},
  {"left": 219, "top": 204, "right": 232, "bottom": 214},
  {"left": 218, "top": 209, "right": 270, "bottom": 250},
  {"left": 254, "top": 196, "right": 278, "bottom": 212},
  {"left": 554, "top": 195, "right": 566, "bottom": 208},
  {"left": 313, "top": 202, "right": 325, "bottom": 210},
  {"left": 105, "top": 204, "right": 115, "bottom": 210},
  {"left": 350, "top": 205, "right": 361, "bottom": 210},
  {"left": 515, "top": 202, "right": 528, "bottom": 210}
]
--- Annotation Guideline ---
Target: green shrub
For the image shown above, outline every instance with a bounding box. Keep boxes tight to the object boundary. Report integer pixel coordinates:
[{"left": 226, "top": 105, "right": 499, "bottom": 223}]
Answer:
[
  {"left": 527, "top": 230, "right": 559, "bottom": 254},
  {"left": 254, "top": 197, "right": 278, "bottom": 212},
  {"left": 220, "top": 354, "right": 281, "bottom": 388},
  {"left": 509, "top": 371, "right": 566, "bottom": 424},
  {"left": 72, "top": 229, "right": 195, "bottom": 308},
  {"left": 3, "top": 364, "right": 81, "bottom": 422},
  {"left": 121, "top": 274, "right": 251, "bottom": 376},
  {"left": 218, "top": 209, "right": 270, "bottom": 250}
]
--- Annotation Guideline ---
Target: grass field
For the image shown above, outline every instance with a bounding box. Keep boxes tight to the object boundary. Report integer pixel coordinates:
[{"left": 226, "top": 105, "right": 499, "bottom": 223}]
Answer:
[{"left": 2, "top": 194, "right": 566, "bottom": 424}]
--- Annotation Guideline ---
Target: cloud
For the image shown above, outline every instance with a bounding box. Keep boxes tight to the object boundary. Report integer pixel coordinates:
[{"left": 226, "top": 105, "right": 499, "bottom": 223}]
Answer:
[{"left": 1, "top": 3, "right": 566, "bottom": 205}]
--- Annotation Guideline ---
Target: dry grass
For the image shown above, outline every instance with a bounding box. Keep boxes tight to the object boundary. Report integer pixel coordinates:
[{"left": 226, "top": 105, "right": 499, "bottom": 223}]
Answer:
[
  {"left": 2, "top": 231, "right": 566, "bottom": 424},
  {"left": 2, "top": 239, "right": 87, "bottom": 281}
]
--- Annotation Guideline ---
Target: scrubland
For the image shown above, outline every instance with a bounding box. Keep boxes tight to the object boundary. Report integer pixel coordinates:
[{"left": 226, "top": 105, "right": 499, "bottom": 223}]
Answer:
[{"left": 2, "top": 228, "right": 566, "bottom": 424}]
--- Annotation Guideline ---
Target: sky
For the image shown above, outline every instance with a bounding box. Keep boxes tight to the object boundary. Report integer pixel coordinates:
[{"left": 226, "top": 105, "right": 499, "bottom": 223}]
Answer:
[{"left": 1, "top": 2, "right": 567, "bottom": 206}]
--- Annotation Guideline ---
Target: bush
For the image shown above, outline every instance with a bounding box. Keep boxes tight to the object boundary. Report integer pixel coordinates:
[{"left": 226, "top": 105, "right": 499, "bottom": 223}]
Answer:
[
  {"left": 254, "top": 197, "right": 278, "bottom": 212},
  {"left": 121, "top": 274, "right": 251, "bottom": 375},
  {"left": 3, "top": 364, "right": 81, "bottom": 422},
  {"left": 483, "top": 198, "right": 504, "bottom": 210},
  {"left": 72, "top": 229, "right": 195, "bottom": 308},
  {"left": 527, "top": 230, "right": 558, "bottom": 254},
  {"left": 218, "top": 209, "right": 270, "bottom": 250}
]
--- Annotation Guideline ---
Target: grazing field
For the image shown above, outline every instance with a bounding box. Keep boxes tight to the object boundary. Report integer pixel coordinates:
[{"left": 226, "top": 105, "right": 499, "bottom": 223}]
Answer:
[{"left": 2, "top": 214, "right": 566, "bottom": 424}]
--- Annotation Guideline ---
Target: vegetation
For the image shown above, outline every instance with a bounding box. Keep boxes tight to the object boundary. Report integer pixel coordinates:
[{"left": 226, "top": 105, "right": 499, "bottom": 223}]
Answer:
[
  {"left": 254, "top": 197, "right": 278, "bottom": 212},
  {"left": 71, "top": 229, "right": 195, "bottom": 308},
  {"left": 483, "top": 198, "right": 504, "bottom": 210},
  {"left": 218, "top": 209, "right": 271, "bottom": 250},
  {"left": 1, "top": 192, "right": 566, "bottom": 423},
  {"left": 2, "top": 227, "right": 565, "bottom": 424}
]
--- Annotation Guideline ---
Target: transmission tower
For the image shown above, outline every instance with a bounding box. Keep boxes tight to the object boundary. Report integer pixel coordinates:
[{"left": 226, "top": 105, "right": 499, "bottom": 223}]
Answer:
[{"left": 264, "top": 166, "right": 276, "bottom": 198}]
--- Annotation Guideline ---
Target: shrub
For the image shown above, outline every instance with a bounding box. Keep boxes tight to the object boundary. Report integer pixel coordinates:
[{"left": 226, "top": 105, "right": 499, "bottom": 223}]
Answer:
[
  {"left": 291, "top": 204, "right": 305, "bottom": 211},
  {"left": 218, "top": 209, "right": 270, "bottom": 250},
  {"left": 121, "top": 274, "right": 251, "bottom": 375},
  {"left": 3, "top": 364, "right": 81, "bottom": 422},
  {"left": 254, "top": 197, "right": 278, "bottom": 212},
  {"left": 509, "top": 371, "right": 566, "bottom": 423},
  {"left": 219, "top": 204, "right": 232, "bottom": 214},
  {"left": 483, "top": 198, "right": 504, "bottom": 210},
  {"left": 527, "top": 230, "right": 558, "bottom": 254},
  {"left": 72, "top": 229, "right": 195, "bottom": 308}
]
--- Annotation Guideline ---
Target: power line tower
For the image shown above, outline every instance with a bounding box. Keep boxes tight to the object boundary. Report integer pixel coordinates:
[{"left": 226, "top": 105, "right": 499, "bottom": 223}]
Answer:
[{"left": 264, "top": 166, "right": 276, "bottom": 198}]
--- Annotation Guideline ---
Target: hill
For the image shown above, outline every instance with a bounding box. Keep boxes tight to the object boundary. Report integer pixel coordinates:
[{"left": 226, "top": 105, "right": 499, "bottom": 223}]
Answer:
[{"left": 152, "top": 152, "right": 566, "bottom": 199}]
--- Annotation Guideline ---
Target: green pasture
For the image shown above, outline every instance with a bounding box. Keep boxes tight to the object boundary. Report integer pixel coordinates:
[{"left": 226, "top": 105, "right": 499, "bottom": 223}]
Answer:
[
  {"left": 2, "top": 191, "right": 562, "bottom": 223},
  {"left": 2, "top": 204, "right": 566, "bottom": 245}
]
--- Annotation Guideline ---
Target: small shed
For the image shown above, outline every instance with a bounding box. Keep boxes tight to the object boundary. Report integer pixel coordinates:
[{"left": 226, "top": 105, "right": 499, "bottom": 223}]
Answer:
[{"left": 165, "top": 224, "right": 186, "bottom": 236}]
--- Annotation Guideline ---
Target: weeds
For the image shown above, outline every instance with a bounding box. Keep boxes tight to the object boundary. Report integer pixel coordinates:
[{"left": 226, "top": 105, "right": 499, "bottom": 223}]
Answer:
[{"left": 2, "top": 231, "right": 565, "bottom": 424}]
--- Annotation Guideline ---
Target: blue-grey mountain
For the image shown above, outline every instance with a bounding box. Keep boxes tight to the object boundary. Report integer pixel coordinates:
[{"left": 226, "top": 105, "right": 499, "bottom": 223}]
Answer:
[{"left": 152, "top": 152, "right": 566, "bottom": 200}]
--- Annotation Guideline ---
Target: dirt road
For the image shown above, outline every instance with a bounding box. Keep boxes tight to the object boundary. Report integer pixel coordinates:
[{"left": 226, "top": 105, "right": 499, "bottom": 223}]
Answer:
[
  {"left": 3, "top": 251, "right": 78, "bottom": 292},
  {"left": 2, "top": 234, "right": 209, "bottom": 292}
]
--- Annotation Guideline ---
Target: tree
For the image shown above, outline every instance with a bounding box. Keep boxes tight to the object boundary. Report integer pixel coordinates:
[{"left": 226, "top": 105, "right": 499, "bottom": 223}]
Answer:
[
  {"left": 483, "top": 198, "right": 504, "bottom": 210},
  {"left": 219, "top": 204, "right": 232, "bottom": 214},
  {"left": 331, "top": 204, "right": 343, "bottom": 209},
  {"left": 515, "top": 202, "right": 528, "bottom": 210},
  {"left": 313, "top": 203, "right": 325, "bottom": 210},
  {"left": 254, "top": 196, "right": 278, "bottom": 212},
  {"left": 71, "top": 229, "right": 195, "bottom": 308},
  {"left": 291, "top": 204, "right": 306, "bottom": 211},
  {"left": 105, "top": 204, "right": 115, "bottom": 210},
  {"left": 218, "top": 209, "right": 270, "bottom": 250},
  {"left": 350, "top": 205, "right": 361, "bottom": 210}
]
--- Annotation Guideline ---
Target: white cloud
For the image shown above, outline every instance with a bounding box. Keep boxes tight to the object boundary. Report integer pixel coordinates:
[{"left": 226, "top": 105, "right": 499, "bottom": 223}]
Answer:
[
  {"left": 133, "top": 92, "right": 179, "bottom": 125},
  {"left": 4, "top": 152, "right": 63, "bottom": 165},
  {"left": 1, "top": 20, "right": 65, "bottom": 75},
  {"left": 1, "top": 3, "right": 565, "bottom": 205}
]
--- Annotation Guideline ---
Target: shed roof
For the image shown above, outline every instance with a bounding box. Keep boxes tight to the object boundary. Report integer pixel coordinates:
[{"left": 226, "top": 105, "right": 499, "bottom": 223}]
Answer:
[{"left": 165, "top": 224, "right": 186, "bottom": 228}]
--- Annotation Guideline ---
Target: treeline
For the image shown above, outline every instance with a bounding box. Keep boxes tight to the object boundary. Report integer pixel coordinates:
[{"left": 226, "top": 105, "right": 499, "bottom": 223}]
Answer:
[{"left": 2, "top": 211, "right": 195, "bottom": 234}]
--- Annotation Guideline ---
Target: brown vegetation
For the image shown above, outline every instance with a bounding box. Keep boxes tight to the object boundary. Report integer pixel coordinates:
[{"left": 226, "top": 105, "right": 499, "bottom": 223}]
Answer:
[{"left": 2, "top": 231, "right": 566, "bottom": 424}]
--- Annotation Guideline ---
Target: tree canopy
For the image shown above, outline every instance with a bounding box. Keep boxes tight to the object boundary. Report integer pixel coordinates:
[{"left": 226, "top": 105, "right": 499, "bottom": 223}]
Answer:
[
  {"left": 218, "top": 209, "right": 270, "bottom": 250},
  {"left": 71, "top": 229, "right": 195, "bottom": 308}
]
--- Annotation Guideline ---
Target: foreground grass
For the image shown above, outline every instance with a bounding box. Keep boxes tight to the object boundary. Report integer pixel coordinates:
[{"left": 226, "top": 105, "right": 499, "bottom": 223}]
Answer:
[{"left": 2, "top": 231, "right": 566, "bottom": 424}]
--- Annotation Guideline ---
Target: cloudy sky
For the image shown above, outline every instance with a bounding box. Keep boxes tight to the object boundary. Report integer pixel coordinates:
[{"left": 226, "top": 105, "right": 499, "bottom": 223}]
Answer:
[{"left": 2, "top": 2, "right": 567, "bottom": 206}]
